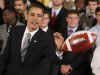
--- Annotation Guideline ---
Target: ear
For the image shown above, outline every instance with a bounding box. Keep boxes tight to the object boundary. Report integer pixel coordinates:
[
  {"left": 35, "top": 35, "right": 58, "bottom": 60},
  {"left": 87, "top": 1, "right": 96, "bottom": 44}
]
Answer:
[{"left": 24, "top": 10, "right": 27, "bottom": 20}]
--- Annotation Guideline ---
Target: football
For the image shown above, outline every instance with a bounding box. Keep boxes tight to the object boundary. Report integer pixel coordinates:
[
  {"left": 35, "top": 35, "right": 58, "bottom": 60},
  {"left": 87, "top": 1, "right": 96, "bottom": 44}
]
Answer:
[{"left": 62, "top": 31, "right": 97, "bottom": 53}]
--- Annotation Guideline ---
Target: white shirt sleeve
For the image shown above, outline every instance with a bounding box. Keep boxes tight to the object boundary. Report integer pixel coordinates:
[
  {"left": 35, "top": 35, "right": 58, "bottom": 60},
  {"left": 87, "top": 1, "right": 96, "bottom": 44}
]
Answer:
[{"left": 91, "top": 46, "right": 100, "bottom": 75}]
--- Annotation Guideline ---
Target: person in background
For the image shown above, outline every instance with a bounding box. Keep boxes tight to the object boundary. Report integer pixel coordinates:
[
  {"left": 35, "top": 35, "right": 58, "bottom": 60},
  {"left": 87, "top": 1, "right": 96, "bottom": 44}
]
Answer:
[
  {"left": 58, "top": 10, "right": 92, "bottom": 75},
  {"left": 87, "top": 0, "right": 98, "bottom": 28},
  {"left": 2, "top": 8, "right": 17, "bottom": 32},
  {"left": 62, "top": 10, "right": 84, "bottom": 39},
  {"left": 89, "top": 7, "right": 100, "bottom": 47},
  {"left": 0, "top": 0, "right": 5, "bottom": 25},
  {"left": 40, "top": 8, "right": 54, "bottom": 35},
  {"left": 49, "top": 0, "right": 68, "bottom": 33},
  {"left": 14, "top": 0, "right": 27, "bottom": 24},
  {"left": 0, "top": 8, "right": 17, "bottom": 52},
  {"left": 74, "top": 0, "right": 91, "bottom": 30}
]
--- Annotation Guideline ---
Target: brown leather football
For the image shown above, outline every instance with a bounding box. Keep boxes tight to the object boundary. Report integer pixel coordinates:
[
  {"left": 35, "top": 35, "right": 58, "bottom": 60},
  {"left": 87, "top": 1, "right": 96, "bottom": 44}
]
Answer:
[{"left": 62, "top": 31, "right": 97, "bottom": 53}]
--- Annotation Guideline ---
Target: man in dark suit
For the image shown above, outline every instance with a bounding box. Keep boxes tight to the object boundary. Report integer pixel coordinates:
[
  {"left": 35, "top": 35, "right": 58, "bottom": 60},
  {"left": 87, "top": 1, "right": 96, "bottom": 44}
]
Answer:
[
  {"left": 49, "top": 0, "right": 68, "bottom": 33},
  {"left": 59, "top": 10, "right": 92, "bottom": 75},
  {"left": 0, "top": 3, "right": 58, "bottom": 75}
]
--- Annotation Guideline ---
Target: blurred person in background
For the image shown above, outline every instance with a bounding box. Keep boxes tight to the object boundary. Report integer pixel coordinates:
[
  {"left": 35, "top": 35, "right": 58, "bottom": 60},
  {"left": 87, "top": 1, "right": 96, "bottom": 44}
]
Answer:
[
  {"left": 91, "top": 46, "right": 100, "bottom": 75},
  {"left": 58, "top": 10, "right": 92, "bottom": 75},
  {"left": 90, "top": 7, "right": 100, "bottom": 47},
  {"left": 49, "top": 0, "right": 68, "bottom": 33},
  {"left": 2, "top": 8, "right": 17, "bottom": 32},
  {"left": 40, "top": 8, "right": 54, "bottom": 35},
  {"left": 74, "top": 0, "right": 91, "bottom": 30},
  {"left": 0, "top": 0, "right": 5, "bottom": 25},
  {"left": 14, "top": 0, "right": 27, "bottom": 24},
  {"left": 0, "top": 8, "right": 17, "bottom": 52},
  {"left": 87, "top": 0, "right": 98, "bottom": 28}
]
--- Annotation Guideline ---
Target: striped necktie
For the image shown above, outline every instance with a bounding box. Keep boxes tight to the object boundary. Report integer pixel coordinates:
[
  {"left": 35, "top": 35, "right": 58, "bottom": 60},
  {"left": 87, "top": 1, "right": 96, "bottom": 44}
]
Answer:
[{"left": 21, "top": 33, "right": 31, "bottom": 62}]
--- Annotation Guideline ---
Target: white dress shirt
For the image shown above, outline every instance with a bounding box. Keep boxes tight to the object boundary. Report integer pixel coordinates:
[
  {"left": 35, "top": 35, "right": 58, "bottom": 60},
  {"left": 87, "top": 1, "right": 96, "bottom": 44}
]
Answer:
[
  {"left": 89, "top": 24, "right": 100, "bottom": 47},
  {"left": 68, "top": 27, "right": 78, "bottom": 33},
  {"left": 42, "top": 26, "right": 48, "bottom": 32},
  {"left": 51, "top": 6, "right": 62, "bottom": 17},
  {"left": 91, "top": 46, "right": 100, "bottom": 75},
  {"left": 68, "top": 27, "right": 78, "bottom": 35},
  {"left": 21, "top": 27, "right": 39, "bottom": 49}
]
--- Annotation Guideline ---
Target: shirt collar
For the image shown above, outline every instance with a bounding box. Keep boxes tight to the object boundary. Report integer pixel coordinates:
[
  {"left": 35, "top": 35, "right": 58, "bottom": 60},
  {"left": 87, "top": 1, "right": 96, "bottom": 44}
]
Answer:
[
  {"left": 42, "top": 26, "right": 48, "bottom": 32},
  {"left": 52, "top": 6, "right": 62, "bottom": 16},
  {"left": 24, "top": 27, "right": 39, "bottom": 39}
]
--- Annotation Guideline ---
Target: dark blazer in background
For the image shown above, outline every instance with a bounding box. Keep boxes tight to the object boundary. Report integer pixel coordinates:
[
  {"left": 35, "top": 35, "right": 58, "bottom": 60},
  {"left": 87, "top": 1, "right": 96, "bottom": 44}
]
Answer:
[
  {"left": 49, "top": 7, "right": 68, "bottom": 33},
  {"left": 0, "top": 26, "right": 58, "bottom": 75}
]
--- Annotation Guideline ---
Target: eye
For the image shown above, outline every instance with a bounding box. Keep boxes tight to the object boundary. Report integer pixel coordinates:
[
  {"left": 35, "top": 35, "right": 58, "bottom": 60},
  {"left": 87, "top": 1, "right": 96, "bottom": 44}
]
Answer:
[
  {"left": 31, "top": 13, "right": 35, "bottom": 16},
  {"left": 37, "top": 14, "right": 43, "bottom": 17}
]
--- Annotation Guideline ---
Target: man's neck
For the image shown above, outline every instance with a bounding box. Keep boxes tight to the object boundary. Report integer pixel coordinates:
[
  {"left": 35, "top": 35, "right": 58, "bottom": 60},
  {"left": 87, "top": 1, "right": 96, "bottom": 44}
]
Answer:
[
  {"left": 53, "top": 5, "right": 62, "bottom": 11},
  {"left": 90, "top": 12, "right": 95, "bottom": 17}
]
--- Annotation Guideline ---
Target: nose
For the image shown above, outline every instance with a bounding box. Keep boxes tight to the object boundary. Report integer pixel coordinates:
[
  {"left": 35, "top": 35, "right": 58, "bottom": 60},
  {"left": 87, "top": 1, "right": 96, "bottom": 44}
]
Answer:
[
  {"left": 15, "top": 5, "right": 20, "bottom": 9},
  {"left": 32, "top": 15, "right": 38, "bottom": 21}
]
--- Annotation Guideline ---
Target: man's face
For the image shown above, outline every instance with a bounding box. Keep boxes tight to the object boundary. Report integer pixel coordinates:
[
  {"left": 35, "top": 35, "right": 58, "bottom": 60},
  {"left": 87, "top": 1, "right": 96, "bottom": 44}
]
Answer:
[
  {"left": 14, "top": 0, "right": 25, "bottom": 14},
  {"left": 40, "top": 13, "right": 50, "bottom": 28},
  {"left": 66, "top": 13, "right": 79, "bottom": 28},
  {"left": 88, "top": 1, "right": 97, "bottom": 14},
  {"left": 27, "top": 7, "right": 43, "bottom": 32},
  {"left": 52, "top": 0, "right": 64, "bottom": 7}
]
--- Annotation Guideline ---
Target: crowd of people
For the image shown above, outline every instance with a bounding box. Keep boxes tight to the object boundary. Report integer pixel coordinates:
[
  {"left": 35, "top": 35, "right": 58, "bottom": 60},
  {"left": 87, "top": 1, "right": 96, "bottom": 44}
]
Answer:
[{"left": 0, "top": 0, "right": 100, "bottom": 75}]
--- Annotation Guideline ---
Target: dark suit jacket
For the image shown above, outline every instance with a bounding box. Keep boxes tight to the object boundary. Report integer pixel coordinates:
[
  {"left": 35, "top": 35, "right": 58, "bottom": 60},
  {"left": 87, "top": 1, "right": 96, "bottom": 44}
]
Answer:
[
  {"left": 0, "top": 8, "right": 3, "bottom": 25},
  {"left": 49, "top": 7, "right": 68, "bottom": 33},
  {"left": 0, "top": 26, "right": 58, "bottom": 75},
  {"left": 62, "top": 25, "right": 84, "bottom": 39},
  {"left": 59, "top": 25, "right": 92, "bottom": 75}
]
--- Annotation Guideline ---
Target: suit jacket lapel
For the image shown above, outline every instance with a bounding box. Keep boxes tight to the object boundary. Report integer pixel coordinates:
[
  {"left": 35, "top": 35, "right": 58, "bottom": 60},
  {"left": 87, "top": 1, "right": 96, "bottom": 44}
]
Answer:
[
  {"left": 16, "top": 26, "right": 26, "bottom": 63},
  {"left": 55, "top": 8, "right": 64, "bottom": 21},
  {"left": 24, "top": 29, "right": 42, "bottom": 62}
]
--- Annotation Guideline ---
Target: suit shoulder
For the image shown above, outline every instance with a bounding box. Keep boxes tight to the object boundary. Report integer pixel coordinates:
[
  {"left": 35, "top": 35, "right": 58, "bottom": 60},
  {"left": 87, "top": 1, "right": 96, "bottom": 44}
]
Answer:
[
  {"left": 62, "top": 7, "right": 68, "bottom": 13},
  {"left": 10, "top": 25, "right": 25, "bottom": 32},
  {"left": 40, "top": 30, "right": 52, "bottom": 40}
]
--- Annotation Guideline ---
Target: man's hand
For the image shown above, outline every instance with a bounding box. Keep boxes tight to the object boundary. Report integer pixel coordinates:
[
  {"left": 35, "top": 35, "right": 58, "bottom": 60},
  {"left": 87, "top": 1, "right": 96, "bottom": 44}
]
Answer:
[
  {"left": 53, "top": 32, "right": 64, "bottom": 51},
  {"left": 60, "top": 64, "right": 72, "bottom": 75}
]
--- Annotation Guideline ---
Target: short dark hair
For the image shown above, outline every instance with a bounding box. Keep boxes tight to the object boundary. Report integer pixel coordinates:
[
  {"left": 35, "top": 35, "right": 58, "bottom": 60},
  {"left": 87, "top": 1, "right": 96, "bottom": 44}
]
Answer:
[
  {"left": 88, "top": 0, "right": 98, "bottom": 4},
  {"left": 67, "top": 10, "right": 79, "bottom": 17},
  {"left": 27, "top": 2, "right": 45, "bottom": 14},
  {"left": 95, "top": 7, "right": 100, "bottom": 13},
  {"left": 14, "top": 0, "right": 27, "bottom": 3},
  {"left": 44, "top": 8, "right": 50, "bottom": 18}
]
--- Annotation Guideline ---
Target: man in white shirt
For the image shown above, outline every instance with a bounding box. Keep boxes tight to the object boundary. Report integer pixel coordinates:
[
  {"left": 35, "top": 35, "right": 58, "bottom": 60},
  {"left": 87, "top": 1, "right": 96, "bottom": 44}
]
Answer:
[{"left": 91, "top": 46, "right": 100, "bottom": 75}]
